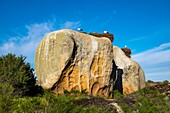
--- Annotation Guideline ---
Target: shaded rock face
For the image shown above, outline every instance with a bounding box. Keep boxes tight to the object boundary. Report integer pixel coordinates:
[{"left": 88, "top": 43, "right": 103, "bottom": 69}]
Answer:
[
  {"left": 113, "top": 46, "right": 146, "bottom": 94},
  {"left": 35, "top": 29, "right": 113, "bottom": 97}
]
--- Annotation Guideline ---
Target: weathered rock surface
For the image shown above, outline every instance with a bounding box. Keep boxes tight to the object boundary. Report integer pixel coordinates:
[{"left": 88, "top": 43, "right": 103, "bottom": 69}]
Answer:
[
  {"left": 73, "top": 97, "right": 124, "bottom": 113},
  {"left": 113, "top": 46, "right": 146, "bottom": 94},
  {"left": 35, "top": 29, "right": 146, "bottom": 96},
  {"left": 35, "top": 29, "right": 113, "bottom": 97},
  {"left": 147, "top": 82, "right": 170, "bottom": 97}
]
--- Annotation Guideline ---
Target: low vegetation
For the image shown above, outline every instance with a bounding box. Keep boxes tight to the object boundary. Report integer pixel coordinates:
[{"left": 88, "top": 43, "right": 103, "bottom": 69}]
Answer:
[
  {"left": 0, "top": 53, "right": 42, "bottom": 97},
  {"left": 115, "top": 82, "right": 170, "bottom": 113},
  {"left": 0, "top": 54, "right": 170, "bottom": 113},
  {"left": 0, "top": 90, "right": 116, "bottom": 113}
]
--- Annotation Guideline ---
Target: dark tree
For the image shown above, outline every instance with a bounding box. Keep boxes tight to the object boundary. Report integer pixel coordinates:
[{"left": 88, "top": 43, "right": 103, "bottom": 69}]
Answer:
[{"left": 0, "top": 53, "right": 42, "bottom": 97}]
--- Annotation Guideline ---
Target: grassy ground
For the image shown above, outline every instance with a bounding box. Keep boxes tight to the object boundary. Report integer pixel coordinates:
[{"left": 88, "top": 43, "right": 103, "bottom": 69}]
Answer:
[
  {"left": 0, "top": 90, "right": 117, "bottom": 113},
  {"left": 115, "top": 82, "right": 170, "bottom": 113},
  {"left": 0, "top": 81, "right": 170, "bottom": 113}
]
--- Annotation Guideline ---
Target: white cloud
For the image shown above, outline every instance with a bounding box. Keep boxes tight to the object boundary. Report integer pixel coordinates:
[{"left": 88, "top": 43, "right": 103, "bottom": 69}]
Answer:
[
  {"left": 0, "top": 21, "right": 55, "bottom": 65},
  {"left": 60, "top": 21, "right": 80, "bottom": 29},
  {"left": 132, "top": 43, "right": 170, "bottom": 81},
  {"left": 1, "top": 42, "right": 15, "bottom": 51},
  {"left": 0, "top": 20, "right": 81, "bottom": 66}
]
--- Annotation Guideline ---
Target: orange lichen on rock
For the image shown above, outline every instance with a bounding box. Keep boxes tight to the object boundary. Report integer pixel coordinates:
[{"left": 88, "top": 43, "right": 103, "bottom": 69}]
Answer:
[{"left": 123, "top": 84, "right": 134, "bottom": 94}]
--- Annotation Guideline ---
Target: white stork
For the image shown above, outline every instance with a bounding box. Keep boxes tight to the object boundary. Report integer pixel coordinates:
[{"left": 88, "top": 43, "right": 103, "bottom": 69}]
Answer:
[
  {"left": 77, "top": 28, "right": 83, "bottom": 32},
  {"left": 104, "top": 31, "right": 109, "bottom": 34}
]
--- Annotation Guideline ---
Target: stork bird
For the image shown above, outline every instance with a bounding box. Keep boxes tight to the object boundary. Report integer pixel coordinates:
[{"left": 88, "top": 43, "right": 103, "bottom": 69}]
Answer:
[
  {"left": 104, "top": 31, "right": 109, "bottom": 34},
  {"left": 124, "top": 45, "right": 127, "bottom": 48},
  {"left": 77, "top": 28, "right": 83, "bottom": 32}
]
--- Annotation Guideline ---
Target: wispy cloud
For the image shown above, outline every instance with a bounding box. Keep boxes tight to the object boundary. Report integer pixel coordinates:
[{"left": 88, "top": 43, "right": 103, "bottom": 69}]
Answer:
[
  {"left": 129, "top": 27, "right": 170, "bottom": 42},
  {"left": 129, "top": 36, "right": 146, "bottom": 42},
  {"left": 0, "top": 21, "right": 56, "bottom": 65},
  {"left": 60, "top": 21, "right": 80, "bottom": 30},
  {"left": 132, "top": 43, "right": 170, "bottom": 81},
  {"left": 0, "top": 20, "right": 81, "bottom": 66}
]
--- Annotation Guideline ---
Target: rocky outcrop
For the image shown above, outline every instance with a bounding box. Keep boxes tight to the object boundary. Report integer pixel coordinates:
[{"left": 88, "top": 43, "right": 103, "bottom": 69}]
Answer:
[
  {"left": 147, "top": 82, "right": 170, "bottom": 97},
  {"left": 113, "top": 46, "right": 146, "bottom": 94},
  {"left": 35, "top": 29, "right": 146, "bottom": 97},
  {"left": 35, "top": 29, "right": 113, "bottom": 97},
  {"left": 73, "top": 97, "right": 124, "bottom": 113}
]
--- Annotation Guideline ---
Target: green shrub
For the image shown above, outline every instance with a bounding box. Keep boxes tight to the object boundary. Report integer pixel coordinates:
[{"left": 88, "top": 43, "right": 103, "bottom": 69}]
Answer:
[
  {"left": 71, "top": 89, "right": 80, "bottom": 94},
  {"left": 0, "top": 53, "right": 42, "bottom": 97},
  {"left": 113, "top": 90, "right": 124, "bottom": 99},
  {"left": 119, "top": 87, "right": 170, "bottom": 113},
  {"left": 163, "top": 80, "right": 169, "bottom": 83},
  {"left": 64, "top": 89, "right": 70, "bottom": 94},
  {"left": 81, "top": 89, "right": 88, "bottom": 95},
  {"left": 147, "top": 80, "right": 154, "bottom": 83},
  {"left": 0, "top": 83, "right": 14, "bottom": 113},
  {"left": 10, "top": 92, "right": 117, "bottom": 113}
]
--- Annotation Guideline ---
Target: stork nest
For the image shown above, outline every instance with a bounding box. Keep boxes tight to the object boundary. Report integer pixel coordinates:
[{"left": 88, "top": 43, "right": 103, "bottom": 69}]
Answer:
[
  {"left": 89, "top": 32, "right": 114, "bottom": 42},
  {"left": 121, "top": 48, "right": 132, "bottom": 58}
]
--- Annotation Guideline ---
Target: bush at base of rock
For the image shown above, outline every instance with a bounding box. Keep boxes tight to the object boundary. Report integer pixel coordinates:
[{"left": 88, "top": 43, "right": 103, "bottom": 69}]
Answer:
[{"left": 1, "top": 92, "right": 116, "bottom": 113}]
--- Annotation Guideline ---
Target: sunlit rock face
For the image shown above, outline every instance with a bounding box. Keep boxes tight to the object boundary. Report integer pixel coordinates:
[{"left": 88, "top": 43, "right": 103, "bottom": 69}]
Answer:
[
  {"left": 112, "top": 46, "right": 146, "bottom": 94},
  {"left": 35, "top": 29, "right": 114, "bottom": 97}
]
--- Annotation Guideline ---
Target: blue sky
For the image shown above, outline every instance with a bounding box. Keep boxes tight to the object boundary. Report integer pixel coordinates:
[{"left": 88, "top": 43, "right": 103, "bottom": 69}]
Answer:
[{"left": 0, "top": 0, "right": 170, "bottom": 81}]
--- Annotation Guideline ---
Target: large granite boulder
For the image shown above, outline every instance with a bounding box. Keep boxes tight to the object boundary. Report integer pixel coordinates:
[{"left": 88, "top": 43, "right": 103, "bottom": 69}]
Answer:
[
  {"left": 113, "top": 46, "right": 146, "bottom": 94},
  {"left": 35, "top": 29, "right": 146, "bottom": 97},
  {"left": 35, "top": 29, "right": 113, "bottom": 97}
]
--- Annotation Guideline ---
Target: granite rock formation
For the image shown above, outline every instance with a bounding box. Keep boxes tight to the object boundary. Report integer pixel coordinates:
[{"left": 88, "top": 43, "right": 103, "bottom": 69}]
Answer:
[
  {"left": 35, "top": 29, "right": 113, "bottom": 97},
  {"left": 113, "top": 46, "right": 146, "bottom": 94},
  {"left": 35, "top": 29, "right": 145, "bottom": 97}
]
